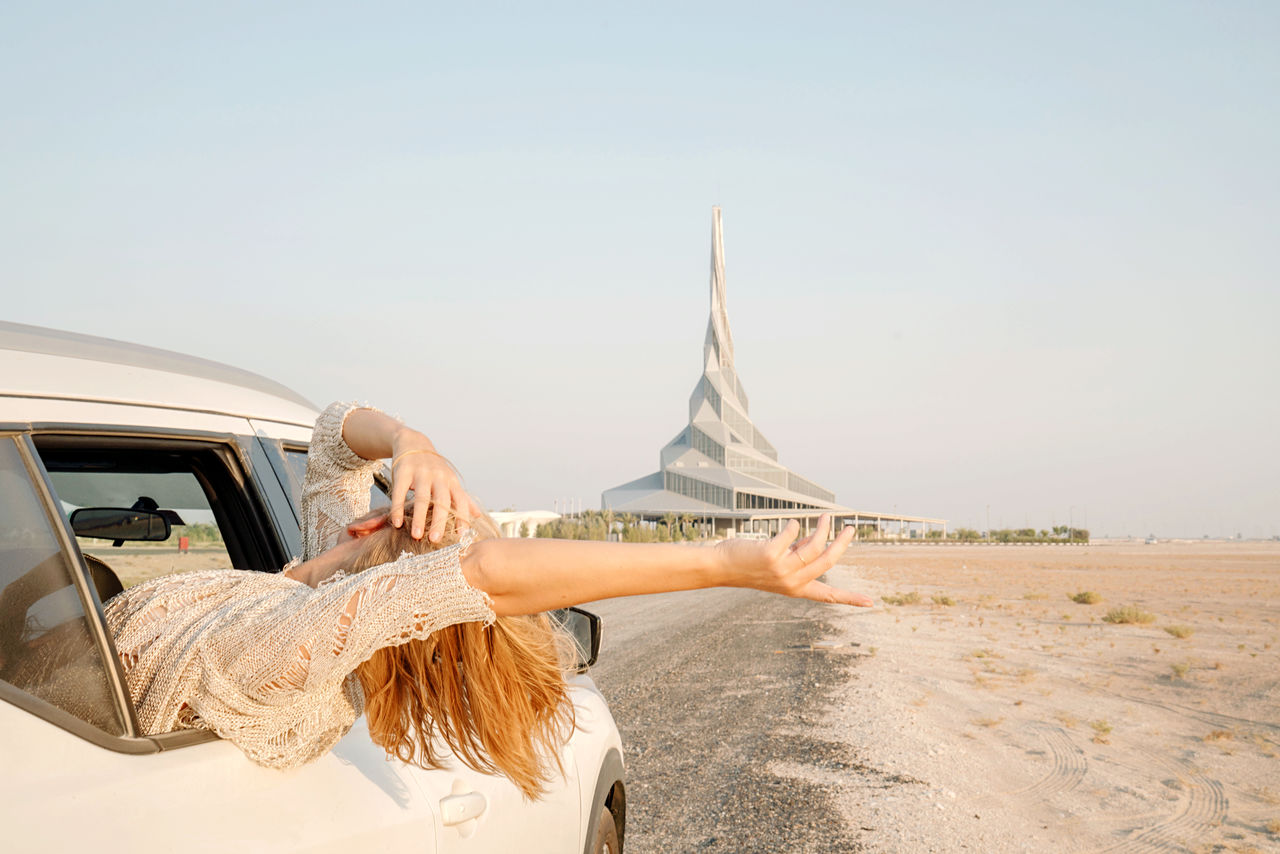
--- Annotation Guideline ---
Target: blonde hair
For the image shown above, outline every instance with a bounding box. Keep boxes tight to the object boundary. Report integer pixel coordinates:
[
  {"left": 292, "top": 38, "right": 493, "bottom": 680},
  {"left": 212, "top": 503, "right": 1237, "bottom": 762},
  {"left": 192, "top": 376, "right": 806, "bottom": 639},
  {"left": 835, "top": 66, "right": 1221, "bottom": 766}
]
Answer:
[{"left": 347, "top": 504, "right": 574, "bottom": 798}]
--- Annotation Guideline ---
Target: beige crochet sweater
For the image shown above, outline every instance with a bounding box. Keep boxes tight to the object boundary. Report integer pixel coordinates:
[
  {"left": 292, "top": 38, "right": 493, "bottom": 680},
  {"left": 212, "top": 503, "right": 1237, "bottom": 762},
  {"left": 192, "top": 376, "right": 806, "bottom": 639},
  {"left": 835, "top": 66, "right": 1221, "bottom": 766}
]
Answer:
[{"left": 104, "top": 402, "right": 495, "bottom": 768}]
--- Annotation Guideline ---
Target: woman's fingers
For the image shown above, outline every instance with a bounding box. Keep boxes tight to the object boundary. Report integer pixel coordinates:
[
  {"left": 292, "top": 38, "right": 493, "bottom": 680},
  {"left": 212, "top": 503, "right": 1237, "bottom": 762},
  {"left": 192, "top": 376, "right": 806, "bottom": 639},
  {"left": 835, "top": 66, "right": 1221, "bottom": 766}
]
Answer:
[
  {"left": 798, "top": 579, "right": 874, "bottom": 607},
  {"left": 389, "top": 465, "right": 412, "bottom": 529},
  {"left": 409, "top": 478, "right": 432, "bottom": 539},
  {"left": 791, "top": 514, "right": 834, "bottom": 563},
  {"left": 768, "top": 519, "right": 802, "bottom": 556},
  {"left": 427, "top": 480, "right": 452, "bottom": 543}
]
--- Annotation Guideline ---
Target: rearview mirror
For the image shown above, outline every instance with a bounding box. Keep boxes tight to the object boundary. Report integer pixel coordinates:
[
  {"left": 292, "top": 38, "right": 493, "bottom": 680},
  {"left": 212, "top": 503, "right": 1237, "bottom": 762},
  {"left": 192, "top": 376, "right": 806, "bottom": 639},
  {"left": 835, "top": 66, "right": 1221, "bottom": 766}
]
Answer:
[
  {"left": 70, "top": 507, "right": 171, "bottom": 542},
  {"left": 550, "top": 607, "right": 602, "bottom": 673}
]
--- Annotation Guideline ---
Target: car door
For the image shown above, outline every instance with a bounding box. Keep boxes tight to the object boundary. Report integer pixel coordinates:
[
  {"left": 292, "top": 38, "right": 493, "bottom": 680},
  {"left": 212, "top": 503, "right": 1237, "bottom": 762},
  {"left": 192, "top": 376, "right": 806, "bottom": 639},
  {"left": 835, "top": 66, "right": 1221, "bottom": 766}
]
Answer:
[
  {"left": 251, "top": 420, "right": 583, "bottom": 852},
  {"left": 0, "top": 422, "right": 440, "bottom": 853}
]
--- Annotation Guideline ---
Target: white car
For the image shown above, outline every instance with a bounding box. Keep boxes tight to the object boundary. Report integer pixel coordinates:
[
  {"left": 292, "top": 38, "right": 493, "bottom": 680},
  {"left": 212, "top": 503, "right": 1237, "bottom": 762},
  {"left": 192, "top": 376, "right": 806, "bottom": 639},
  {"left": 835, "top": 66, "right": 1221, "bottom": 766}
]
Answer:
[{"left": 0, "top": 321, "right": 626, "bottom": 853}]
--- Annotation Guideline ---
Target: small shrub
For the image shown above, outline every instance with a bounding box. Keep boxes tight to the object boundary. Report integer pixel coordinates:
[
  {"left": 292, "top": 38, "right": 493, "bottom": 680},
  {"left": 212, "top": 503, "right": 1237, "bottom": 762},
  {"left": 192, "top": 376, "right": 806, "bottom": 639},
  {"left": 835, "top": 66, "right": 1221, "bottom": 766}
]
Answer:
[
  {"left": 971, "top": 716, "right": 1003, "bottom": 728},
  {"left": 1164, "top": 625, "right": 1194, "bottom": 639},
  {"left": 1023, "top": 591, "right": 1049, "bottom": 601},
  {"left": 969, "top": 648, "right": 1002, "bottom": 660},
  {"left": 1265, "top": 818, "right": 1280, "bottom": 835},
  {"left": 882, "top": 591, "right": 922, "bottom": 606},
  {"left": 1071, "top": 591, "right": 1102, "bottom": 605},
  {"left": 1103, "top": 605, "right": 1156, "bottom": 625},
  {"left": 1090, "top": 719, "right": 1113, "bottom": 743},
  {"left": 1170, "top": 662, "right": 1190, "bottom": 680},
  {"left": 1203, "top": 729, "right": 1234, "bottom": 742},
  {"left": 931, "top": 594, "right": 956, "bottom": 606}
]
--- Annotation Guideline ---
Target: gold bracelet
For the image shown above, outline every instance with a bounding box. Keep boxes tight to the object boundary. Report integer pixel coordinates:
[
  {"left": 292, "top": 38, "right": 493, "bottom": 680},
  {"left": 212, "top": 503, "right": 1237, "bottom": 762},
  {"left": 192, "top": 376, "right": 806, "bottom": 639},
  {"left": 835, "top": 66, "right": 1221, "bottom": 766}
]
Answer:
[{"left": 392, "top": 448, "right": 444, "bottom": 466}]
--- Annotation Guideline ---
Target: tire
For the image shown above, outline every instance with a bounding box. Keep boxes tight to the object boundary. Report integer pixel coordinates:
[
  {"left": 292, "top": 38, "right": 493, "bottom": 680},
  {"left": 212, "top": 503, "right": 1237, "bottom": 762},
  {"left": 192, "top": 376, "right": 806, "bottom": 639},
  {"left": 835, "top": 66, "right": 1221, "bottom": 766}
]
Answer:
[{"left": 589, "top": 806, "right": 620, "bottom": 854}]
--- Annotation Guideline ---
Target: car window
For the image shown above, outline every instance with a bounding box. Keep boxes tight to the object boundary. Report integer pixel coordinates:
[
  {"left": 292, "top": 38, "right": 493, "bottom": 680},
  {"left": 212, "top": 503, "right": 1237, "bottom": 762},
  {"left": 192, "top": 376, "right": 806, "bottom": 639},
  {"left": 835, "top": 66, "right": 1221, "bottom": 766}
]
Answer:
[
  {"left": 281, "top": 447, "right": 390, "bottom": 515},
  {"left": 0, "top": 438, "right": 125, "bottom": 735},
  {"left": 44, "top": 462, "right": 235, "bottom": 590}
]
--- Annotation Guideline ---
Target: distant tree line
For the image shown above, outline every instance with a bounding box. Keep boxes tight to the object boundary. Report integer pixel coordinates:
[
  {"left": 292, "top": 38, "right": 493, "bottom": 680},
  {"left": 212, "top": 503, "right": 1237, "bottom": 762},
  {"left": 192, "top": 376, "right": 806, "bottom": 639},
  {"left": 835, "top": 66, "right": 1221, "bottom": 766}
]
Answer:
[
  {"left": 174, "top": 523, "right": 224, "bottom": 544},
  {"left": 947, "top": 525, "right": 1088, "bottom": 543},
  {"left": 533, "top": 510, "right": 709, "bottom": 542},
  {"left": 524, "top": 514, "right": 1090, "bottom": 543}
]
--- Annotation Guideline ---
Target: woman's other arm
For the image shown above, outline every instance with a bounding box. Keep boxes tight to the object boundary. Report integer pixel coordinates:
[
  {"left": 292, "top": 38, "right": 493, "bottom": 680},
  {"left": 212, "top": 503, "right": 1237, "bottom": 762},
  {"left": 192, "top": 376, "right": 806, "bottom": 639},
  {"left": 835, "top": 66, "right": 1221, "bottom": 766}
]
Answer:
[
  {"left": 341, "top": 408, "right": 481, "bottom": 543},
  {"left": 463, "top": 514, "right": 872, "bottom": 616}
]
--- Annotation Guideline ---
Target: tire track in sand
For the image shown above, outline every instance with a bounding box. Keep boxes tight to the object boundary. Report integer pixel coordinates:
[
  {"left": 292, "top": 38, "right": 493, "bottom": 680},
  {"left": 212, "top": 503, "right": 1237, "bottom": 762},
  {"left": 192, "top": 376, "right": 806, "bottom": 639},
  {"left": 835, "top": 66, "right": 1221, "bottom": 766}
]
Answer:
[
  {"left": 1095, "top": 747, "right": 1228, "bottom": 853},
  {"left": 1010, "top": 724, "right": 1088, "bottom": 801}
]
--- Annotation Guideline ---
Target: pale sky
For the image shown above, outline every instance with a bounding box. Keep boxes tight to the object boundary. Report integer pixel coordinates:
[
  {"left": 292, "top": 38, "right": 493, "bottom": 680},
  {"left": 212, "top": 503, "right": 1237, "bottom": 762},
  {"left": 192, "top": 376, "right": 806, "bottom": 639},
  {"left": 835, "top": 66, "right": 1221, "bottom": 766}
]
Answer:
[{"left": 3, "top": 2, "right": 1277, "bottom": 538}]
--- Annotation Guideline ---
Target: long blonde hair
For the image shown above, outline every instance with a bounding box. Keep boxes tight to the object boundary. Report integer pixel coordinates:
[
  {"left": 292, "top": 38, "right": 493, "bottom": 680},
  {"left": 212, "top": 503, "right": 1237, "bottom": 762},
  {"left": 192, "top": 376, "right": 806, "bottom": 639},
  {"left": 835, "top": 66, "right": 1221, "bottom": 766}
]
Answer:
[{"left": 347, "top": 504, "right": 574, "bottom": 798}]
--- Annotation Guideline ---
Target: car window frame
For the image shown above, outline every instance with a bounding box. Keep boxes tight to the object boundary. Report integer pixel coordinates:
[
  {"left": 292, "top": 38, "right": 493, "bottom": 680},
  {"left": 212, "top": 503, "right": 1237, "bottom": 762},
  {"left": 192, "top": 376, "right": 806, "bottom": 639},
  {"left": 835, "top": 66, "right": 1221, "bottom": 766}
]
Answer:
[
  {"left": 3, "top": 421, "right": 297, "bottom": 755},
  {"left": 0, "top": 432, "right": 153, "bottom": 752}
]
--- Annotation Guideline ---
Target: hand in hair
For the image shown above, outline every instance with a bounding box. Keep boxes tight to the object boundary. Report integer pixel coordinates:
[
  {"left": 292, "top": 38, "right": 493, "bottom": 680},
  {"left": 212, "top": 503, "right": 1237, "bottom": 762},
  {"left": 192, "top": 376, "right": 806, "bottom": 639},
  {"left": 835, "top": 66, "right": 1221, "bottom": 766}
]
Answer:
[
  {"left": 340, "top": 407, "right": 482, "bottom": 543},
  {"left": 463, "top": 513, "right": 872, "bottom": 616}
]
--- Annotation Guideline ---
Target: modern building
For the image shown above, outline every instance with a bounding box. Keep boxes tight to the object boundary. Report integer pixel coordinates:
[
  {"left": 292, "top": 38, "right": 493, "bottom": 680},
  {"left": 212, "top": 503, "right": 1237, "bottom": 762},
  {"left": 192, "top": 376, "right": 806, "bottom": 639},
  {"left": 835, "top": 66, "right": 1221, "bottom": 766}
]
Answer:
[{"left": 603, "top": 207, "right": 946, "bottom": 539}]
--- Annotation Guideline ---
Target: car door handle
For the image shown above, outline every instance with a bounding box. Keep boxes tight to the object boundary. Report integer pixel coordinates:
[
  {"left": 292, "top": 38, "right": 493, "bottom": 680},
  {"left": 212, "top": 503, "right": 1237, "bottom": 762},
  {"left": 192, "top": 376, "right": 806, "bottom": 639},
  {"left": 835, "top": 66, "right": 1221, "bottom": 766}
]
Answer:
[{"left": 440, "top": 790, "right": 487, "bottom": 828}]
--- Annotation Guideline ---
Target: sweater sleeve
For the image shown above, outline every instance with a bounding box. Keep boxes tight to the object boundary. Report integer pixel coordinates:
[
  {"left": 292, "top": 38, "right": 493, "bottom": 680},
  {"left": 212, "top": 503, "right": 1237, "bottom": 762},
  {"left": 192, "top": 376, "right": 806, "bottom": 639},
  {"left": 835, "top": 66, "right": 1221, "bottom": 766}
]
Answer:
[
  {"left": 190, "top": 533, "right": 495, "bottom": 768},
  {"left": 248, "top": 530, "right": 495, "bottom": 698},
  {"left": 300, "top": 401, "right": 386, "bottom": 560}
]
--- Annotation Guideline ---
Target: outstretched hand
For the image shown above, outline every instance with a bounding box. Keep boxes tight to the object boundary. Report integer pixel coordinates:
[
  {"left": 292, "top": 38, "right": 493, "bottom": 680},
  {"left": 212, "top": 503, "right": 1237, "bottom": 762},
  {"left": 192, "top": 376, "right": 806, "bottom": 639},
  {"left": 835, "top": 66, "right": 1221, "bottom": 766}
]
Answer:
[
  {"left": 389, "top": 432, "right": 482, "bottom": 543},
  {"left": 713, "top": 514, "right": 872, "bottom": 607}
]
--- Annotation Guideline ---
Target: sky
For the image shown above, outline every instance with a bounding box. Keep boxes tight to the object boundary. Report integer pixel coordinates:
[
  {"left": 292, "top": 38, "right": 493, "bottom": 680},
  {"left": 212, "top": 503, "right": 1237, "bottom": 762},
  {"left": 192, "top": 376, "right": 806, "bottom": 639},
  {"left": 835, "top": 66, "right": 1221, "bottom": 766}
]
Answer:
[{"left": 3, "top": 2, "right": 1277, "bottom": 538}]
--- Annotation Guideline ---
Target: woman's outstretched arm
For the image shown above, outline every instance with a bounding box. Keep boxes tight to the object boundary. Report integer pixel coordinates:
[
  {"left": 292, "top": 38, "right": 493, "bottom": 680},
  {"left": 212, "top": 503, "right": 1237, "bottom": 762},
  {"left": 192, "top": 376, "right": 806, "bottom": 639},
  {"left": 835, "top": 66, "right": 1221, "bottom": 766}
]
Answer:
[{"left": 462, "top": 514, "right": 872, "bottom": 616}]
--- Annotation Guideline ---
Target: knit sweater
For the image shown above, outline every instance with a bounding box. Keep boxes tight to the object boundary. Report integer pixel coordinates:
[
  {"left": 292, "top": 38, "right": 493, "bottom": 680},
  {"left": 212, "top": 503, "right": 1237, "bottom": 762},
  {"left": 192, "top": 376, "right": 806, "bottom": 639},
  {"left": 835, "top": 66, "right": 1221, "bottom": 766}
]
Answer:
[{"left": 103, "top": 401, "right": 495, "bottom": 768}]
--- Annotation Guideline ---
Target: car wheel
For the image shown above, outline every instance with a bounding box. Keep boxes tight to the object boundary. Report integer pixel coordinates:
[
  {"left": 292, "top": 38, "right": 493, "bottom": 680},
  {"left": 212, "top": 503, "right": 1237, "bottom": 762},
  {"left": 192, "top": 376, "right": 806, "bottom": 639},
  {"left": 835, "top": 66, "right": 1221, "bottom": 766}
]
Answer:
[{"left": 590, "top": 805, "right": 620, "bottom": 854}]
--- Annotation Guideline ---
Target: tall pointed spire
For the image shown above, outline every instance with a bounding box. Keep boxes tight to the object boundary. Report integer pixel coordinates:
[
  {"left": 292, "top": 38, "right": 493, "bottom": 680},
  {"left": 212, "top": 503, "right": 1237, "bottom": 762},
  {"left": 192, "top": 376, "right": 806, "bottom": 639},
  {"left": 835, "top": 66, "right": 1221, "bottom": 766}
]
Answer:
[
  {"left": 706, "top": 205, "right": 735, "bottom": 373},
  {"left": 602, "top": 206, "right": 839, "bottom": 520}
]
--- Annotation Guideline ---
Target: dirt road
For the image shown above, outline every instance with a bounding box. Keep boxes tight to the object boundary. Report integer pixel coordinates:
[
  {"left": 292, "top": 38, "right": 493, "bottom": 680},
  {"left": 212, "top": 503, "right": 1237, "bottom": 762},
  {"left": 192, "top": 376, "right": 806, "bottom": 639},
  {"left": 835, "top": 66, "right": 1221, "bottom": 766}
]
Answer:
[{"left": 587, "top": 587, "right": 872, "bottom": 854}]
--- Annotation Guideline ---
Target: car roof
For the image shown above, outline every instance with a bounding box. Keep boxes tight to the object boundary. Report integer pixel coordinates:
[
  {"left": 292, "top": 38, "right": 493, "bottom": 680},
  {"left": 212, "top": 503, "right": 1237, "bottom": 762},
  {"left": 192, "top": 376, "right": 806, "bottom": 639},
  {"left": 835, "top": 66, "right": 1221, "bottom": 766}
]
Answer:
[{"left": 0, "top": 321, "right": 318, "bottom": 426}]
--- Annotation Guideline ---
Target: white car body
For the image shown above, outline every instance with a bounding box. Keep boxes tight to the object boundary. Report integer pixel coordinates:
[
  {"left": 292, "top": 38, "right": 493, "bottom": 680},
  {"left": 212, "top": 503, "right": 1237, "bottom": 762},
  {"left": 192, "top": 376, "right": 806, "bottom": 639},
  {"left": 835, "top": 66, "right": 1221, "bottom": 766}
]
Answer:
[{"left": 0, "top": 322, "right": 625, "bottom": 853}]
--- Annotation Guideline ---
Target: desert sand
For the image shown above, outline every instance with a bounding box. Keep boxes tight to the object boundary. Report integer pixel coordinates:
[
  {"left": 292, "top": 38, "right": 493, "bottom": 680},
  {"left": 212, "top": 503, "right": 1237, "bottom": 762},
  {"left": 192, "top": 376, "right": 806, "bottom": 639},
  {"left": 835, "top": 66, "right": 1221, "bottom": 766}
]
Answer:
[{"left": 799, "top": 541, "right": 1280, "bottom": 853}]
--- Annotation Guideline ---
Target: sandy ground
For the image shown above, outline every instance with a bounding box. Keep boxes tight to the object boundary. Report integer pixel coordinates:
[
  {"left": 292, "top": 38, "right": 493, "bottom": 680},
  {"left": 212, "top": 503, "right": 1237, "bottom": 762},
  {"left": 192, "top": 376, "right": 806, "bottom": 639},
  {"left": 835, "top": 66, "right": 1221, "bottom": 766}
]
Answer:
[
  {"left": 81, "top": 544, "right": 233, "bottom": 588},
  {"left": 797, "top": 541, "right": 1280, "bottom": 854}
]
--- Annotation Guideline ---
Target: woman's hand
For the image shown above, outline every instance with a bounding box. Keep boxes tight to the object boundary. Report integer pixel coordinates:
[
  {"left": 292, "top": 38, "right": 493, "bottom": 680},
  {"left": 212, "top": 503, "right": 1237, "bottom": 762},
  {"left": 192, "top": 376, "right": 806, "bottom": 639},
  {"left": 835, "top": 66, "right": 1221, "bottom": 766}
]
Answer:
[
  {"left": 714, "top": 514, "right": 872, "bottom": 606},
  {"left": 390, "top": 428, "right": 483, "bottom": 543}
]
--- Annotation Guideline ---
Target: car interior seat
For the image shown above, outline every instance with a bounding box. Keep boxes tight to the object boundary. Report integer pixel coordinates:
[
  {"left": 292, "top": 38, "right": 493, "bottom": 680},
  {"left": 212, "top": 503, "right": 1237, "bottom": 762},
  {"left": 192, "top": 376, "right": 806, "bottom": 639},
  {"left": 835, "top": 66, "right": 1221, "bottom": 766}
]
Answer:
[{"left": 83, "top": 554, "right": 124, "bottom": 603}]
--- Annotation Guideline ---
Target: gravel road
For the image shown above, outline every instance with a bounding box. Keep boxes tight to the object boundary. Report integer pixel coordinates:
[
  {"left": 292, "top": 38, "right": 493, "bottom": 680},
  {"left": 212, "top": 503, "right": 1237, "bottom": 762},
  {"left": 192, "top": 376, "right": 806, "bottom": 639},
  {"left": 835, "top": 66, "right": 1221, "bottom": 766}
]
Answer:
[{"left": 585, "top": 587, "right": 870, "bottom": 854}]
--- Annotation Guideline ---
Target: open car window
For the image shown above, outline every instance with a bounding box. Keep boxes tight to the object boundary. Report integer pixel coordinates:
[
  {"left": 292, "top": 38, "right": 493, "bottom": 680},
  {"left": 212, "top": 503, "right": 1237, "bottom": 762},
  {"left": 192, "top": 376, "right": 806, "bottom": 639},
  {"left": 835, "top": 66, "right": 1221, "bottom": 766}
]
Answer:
[
  {"left": 46, "top": 465, "right": 234, "bottom": 590},
  {"left": 34, "top": 439, "right": 284, "bottom": 589}
]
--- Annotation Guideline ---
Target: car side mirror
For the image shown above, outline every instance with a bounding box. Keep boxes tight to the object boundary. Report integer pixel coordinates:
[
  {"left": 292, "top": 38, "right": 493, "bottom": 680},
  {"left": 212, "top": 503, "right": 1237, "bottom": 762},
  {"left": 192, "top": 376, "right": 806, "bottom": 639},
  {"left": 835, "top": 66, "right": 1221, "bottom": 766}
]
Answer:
[
  {"left": 551, "top": 607, "right": 602, "bottom": 673},
  {"left": 70, "top": 507, "right": 172, "bottom": 542}
]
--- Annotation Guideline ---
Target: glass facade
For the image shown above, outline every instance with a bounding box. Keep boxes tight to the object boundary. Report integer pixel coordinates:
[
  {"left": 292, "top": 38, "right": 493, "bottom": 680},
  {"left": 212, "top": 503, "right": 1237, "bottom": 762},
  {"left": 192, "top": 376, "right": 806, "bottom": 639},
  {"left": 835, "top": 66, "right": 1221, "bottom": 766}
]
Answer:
[
  {"left": 735, "top": 491, "right": 822, "bottom": 511},
  {"left": 787, "top": 472, "right": 836, "bottom": 504},
  {"left": 722, "top": 401, "right": 754, "bottom": 448},
  {"left": 726, "top": 450, "right": 788, "bottom": 488},
  {"left": 664, "top": 471, "right": 732, "bottom": 508},
  {"left": 689, "top": 426, "right": 725, "bottom": 465}
]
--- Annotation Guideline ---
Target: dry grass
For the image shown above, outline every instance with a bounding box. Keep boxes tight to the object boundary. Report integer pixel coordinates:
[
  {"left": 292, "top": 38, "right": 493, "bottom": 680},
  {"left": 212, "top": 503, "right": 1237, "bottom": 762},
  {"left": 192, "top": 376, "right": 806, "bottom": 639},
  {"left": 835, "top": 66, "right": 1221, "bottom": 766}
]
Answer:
[
  {"left": 1103, "top": 605, "right": 1156, "bottom": 625},
  {"left": 1055, "top": 711, "right": 1079, "bottom": 729},
  {"left": 1090, "top": 719, "right": 1113, "bottom": 744},
  {"left": 931, "top": 594, "right": 956, "bottom": 606},
  {"left": 1071, "top": 591, "right": 1103, "bottom": 605},
  {"left": 1023, "top": 591, "right": 1049, "bottom": 601},
  {"left": 882, "top": 591, "right": 922, "bottom": 606},
  {"left": 1264, "top": 818, "right": 1280, "bottom": 835},
  {"left": 1203, "top": 729, "right": 1234, "bottom": 742},
  {"left": 1163, "top": 624, "right": 1195, "bottom": 639},
  {"left": 971, "top": 716, "right": 1004, "bottom": 728},
  {"left": 1257, "top": 786, "right": 1280, "bottom": 806},
  {"left": 1170, "top": 662, "right": 1191, "bottom": 680}
]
